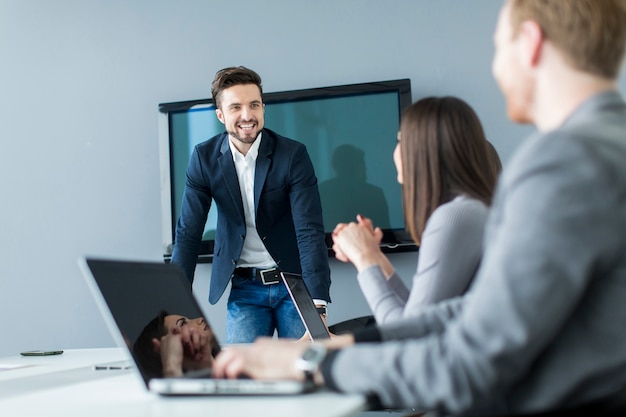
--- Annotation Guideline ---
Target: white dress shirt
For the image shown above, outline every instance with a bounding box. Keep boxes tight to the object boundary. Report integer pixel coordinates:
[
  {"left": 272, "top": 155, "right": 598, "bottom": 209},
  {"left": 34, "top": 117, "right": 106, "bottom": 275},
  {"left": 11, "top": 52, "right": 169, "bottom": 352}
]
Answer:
[
  {"left": 228, "top": 133, "right": 276, "bottom": 269},
  {"left": 228, "top": 132, "right": 326, "bottom": 307}
]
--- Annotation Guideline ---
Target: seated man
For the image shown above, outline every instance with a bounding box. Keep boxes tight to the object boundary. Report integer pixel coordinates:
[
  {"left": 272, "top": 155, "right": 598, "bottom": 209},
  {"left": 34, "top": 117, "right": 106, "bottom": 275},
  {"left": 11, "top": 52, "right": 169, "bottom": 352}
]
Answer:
[{"left": 210, "top": 1, "right": 626, "bottom": 416}]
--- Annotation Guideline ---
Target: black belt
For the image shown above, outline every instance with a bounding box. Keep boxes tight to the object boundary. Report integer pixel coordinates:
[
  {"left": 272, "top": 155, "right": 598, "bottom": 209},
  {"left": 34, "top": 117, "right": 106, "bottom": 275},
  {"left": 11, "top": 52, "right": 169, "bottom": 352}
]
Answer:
[{"left": 233, "top": 267, "right": 282, "bottom": 285}]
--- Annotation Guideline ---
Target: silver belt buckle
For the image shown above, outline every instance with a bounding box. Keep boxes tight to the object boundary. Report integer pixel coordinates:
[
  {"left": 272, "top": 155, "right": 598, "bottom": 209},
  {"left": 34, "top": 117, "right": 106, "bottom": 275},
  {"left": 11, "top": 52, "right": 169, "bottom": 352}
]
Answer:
[{"left": 259, "top": 268, "right": 280, "bottom": 285}]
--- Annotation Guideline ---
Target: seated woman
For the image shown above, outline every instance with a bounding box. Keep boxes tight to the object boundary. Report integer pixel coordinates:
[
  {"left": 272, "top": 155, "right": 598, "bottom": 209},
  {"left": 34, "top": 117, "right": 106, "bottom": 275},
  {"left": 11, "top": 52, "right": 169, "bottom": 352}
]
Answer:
[{"left": 333, "top": 96, "right": 501, "bottom": 324}]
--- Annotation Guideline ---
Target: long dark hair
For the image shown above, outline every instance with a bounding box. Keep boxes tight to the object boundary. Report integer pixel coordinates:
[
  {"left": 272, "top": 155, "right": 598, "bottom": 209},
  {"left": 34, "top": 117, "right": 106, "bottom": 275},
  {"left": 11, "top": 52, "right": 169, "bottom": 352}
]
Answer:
[
  {"left": 132, "top": 310, "right": 169, "bottom": 379},
  {"left": 400, "top": 96, "right": 500, "bottom": 244}
]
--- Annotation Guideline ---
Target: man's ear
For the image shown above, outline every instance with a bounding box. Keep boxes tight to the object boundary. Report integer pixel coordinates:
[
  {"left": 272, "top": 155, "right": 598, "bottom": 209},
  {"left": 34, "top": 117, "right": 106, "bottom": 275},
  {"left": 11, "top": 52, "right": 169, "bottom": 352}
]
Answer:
[
  {"left": 517, "top": 20, "right": 544, "bottom": 69},
  {"left": 152, "top": 338, "right": 161, "bottom": 353},
  {"left": 215, "top": 108, "right": 225, "bottom": 124}
]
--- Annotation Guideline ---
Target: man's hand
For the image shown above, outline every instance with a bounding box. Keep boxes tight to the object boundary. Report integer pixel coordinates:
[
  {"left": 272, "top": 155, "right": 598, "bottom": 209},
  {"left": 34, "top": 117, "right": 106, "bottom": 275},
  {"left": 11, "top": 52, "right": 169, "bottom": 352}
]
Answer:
[
  {"left": 321, "top": 333, "right": 355, "bottom": 349},
  {"left": 212, "top": 338, "right": 310, "bottom": 381}
]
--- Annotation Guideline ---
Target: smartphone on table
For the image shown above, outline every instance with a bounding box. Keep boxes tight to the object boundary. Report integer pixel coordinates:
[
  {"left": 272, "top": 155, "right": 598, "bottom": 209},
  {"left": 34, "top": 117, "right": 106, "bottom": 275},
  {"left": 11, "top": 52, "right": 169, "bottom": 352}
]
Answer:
[{"left": 20, "top": 350, "right": 64, "bottom": 356}]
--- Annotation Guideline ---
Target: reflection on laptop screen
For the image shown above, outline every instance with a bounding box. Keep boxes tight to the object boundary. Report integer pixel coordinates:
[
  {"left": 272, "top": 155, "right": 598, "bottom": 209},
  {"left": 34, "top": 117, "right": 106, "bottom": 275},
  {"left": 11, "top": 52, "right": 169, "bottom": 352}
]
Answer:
[
  {"left": 81, "top": 258, "right": 219, "bottom": 382},
  {"left": 80, "top": 258, "right": 314, "bottom": 396}
]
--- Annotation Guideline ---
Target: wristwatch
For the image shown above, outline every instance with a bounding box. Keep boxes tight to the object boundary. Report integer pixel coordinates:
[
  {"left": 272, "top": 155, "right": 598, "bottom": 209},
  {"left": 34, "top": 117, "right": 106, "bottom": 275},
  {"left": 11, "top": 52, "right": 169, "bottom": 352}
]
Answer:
[{"left": 295, "top": 344, "right": 327, "bottom": 384}]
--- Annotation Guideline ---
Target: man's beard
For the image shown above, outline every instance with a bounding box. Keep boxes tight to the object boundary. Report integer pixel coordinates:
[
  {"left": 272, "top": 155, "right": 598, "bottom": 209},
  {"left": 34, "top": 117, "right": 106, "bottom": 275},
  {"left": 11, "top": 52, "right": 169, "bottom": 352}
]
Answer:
[
  {"left": 227, "top": 119, "right": 260, "bottom": 144},
  {"left": 228, "top": 130, "right": 258, "bottom": 144}
]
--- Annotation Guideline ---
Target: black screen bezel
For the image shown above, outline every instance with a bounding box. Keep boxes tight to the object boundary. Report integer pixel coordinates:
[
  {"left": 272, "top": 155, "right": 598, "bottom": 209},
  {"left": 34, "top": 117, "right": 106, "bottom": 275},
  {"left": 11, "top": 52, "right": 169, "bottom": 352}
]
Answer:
[{"left": 159, "top": 79, "right": 417, "bottom": 262}]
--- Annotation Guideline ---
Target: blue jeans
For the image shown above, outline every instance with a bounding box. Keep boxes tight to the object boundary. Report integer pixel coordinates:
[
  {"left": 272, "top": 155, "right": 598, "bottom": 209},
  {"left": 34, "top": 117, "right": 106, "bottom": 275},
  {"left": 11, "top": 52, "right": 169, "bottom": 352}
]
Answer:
[{"left": 226, "top": 275, "right": 305, "bottom": 344}]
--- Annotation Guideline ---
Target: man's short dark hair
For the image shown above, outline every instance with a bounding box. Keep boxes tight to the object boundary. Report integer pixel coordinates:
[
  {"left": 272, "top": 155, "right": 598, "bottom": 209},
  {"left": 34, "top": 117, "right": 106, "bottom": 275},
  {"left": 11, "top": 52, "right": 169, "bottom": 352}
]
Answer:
[{"left": 211, "top": 66, "right": 263, "bottom": 109}]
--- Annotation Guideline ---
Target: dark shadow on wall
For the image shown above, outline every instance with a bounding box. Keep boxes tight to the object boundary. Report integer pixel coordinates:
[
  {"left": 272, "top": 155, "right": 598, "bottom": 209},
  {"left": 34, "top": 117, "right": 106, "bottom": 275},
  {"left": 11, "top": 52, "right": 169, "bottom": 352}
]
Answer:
[{"left": 319, "top": 144, "right": 391, "bottom": 231}]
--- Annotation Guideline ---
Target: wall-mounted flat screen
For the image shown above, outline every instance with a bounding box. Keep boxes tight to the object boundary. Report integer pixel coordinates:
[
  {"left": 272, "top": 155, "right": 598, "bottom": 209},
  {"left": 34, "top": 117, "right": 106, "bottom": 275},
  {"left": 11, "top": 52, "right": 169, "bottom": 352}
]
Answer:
[{"left": 158, "top": 78, "right": 416, "bottom": 261}]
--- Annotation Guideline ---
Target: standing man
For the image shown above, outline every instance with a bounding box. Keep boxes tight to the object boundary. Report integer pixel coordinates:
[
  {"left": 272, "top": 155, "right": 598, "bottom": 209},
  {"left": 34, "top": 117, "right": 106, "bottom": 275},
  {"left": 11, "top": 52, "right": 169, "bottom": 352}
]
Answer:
[
  {"left": 171, "top": 66, "right": 331, "bottom": 344},
  {"left": 213, "top": 1, "right": 626, "bottom": 415}
]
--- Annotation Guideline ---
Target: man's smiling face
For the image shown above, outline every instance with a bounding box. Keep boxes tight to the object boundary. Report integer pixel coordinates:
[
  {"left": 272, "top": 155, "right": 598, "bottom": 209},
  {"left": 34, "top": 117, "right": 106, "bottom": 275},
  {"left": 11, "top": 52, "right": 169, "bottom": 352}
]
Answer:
[{"left": 216, "top": 83, "right": 265, "bottom": 149}]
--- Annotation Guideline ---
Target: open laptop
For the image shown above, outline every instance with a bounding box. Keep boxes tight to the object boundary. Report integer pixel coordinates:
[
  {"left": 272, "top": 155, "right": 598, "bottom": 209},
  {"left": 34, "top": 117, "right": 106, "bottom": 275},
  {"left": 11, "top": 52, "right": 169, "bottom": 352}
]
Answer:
[
  {"left": 280, "top": 272, "right": 330, "bottom": 341},
  {"left": 79, "top": 257, "right": 315, "bottom": 396}
]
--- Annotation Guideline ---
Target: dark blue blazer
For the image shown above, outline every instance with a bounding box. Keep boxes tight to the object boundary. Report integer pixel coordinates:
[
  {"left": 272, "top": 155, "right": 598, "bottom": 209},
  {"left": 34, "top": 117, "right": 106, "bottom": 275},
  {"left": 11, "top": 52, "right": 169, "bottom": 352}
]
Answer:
[{"left": 171, "top": 129, "right": 331, "bottom": 305}]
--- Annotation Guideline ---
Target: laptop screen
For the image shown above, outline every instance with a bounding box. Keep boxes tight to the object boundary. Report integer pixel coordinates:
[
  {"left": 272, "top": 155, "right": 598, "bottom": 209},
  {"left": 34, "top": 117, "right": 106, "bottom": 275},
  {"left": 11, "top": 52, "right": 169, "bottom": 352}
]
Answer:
[
  {"left": 281, "top": 272, "right": 330, "bottom": 341},
  {"left": 81, "top": 258, "right": 220, "bottom": 384}
]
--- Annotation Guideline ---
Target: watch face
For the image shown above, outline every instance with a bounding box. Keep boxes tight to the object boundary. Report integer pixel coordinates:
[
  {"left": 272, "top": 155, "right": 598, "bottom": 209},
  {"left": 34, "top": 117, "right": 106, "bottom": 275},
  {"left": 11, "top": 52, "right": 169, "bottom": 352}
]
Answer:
[
  {"left": 298, "top": 344, "right": 327, "bottom": 373},
  {"left": 302, "top": 348, "right": 320, "bottom": 361}
]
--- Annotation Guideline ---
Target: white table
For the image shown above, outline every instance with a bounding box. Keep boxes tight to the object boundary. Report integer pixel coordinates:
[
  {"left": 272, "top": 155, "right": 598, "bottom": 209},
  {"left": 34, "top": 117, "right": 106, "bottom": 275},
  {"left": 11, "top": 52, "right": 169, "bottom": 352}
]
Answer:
[{"left": 0, "top": 348, "right": 366, "bottom": 417}]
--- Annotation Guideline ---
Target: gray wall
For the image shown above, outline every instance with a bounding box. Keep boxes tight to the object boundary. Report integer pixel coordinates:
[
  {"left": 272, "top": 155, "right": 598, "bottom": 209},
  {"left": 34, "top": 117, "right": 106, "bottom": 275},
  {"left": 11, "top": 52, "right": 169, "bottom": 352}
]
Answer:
[{"left": 1, "top": 0, "right": 625, "bottom": 357}]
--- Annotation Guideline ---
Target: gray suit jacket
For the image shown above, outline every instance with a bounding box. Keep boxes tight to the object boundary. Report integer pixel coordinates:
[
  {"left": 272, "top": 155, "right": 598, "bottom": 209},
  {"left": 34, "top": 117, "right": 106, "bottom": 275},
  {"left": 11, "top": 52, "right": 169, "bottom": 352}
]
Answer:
[{"left": 324, "top": 91, "right": 626, "bottom": 416}]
